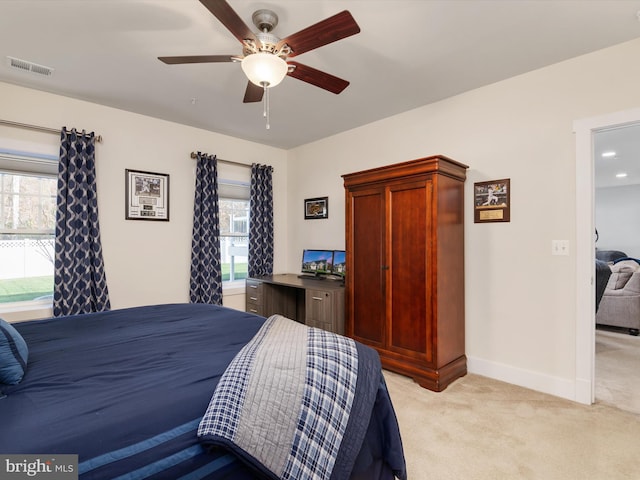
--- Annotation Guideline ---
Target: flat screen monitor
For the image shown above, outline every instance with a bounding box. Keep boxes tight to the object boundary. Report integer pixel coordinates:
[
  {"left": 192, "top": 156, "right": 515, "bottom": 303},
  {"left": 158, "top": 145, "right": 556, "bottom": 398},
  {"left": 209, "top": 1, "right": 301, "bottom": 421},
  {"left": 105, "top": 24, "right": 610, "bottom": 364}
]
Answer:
[
  {"left": 301, "top": 249, "right": 333, "bottom": 275},
  {"left": 331, "top": 250, "right": 346, "bottom": 277}
]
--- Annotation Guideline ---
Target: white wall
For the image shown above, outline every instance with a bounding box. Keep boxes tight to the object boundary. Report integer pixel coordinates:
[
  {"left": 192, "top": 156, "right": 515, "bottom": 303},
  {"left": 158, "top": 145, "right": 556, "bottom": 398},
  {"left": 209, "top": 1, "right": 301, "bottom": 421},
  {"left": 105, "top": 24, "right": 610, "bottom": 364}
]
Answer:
[
  {"left": 596, "top": 185, "right": 640, "bottom": 258},
  {"left": 288, "top": 37, "right": 640, "bottom": 401},
  {"left": 4, "top": 36, "right": 640, "bottom": 401},
  {"left": 0, "top": 81, "right": 288, "bottom": 317}
]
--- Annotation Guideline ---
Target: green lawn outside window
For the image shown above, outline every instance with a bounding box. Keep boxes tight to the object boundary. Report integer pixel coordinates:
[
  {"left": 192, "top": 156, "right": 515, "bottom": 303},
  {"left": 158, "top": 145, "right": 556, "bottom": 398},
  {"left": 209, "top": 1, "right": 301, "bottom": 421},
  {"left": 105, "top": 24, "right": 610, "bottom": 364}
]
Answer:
[{"left": 0, "top": 264, "right": 248, "bottom": 304}]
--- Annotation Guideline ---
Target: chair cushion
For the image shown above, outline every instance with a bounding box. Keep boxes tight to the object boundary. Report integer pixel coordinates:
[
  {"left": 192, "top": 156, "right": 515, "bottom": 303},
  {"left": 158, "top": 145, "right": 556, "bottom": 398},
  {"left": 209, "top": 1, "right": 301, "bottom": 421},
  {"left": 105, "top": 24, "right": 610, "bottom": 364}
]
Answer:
[
  {"left": 610, "top": 260, "right": 640, "bottom": 273},
  {"left": 612, "top": 272, "right": 634, "bottom": 290}
]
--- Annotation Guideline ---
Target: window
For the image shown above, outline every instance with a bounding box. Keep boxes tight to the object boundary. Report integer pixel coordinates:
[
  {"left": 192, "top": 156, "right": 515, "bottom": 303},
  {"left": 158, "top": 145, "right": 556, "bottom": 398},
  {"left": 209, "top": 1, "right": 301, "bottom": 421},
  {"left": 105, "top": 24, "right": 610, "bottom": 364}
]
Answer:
[
  {"left": 0, "top": 169, "right": 56, "bottom": 304},
  {"left": 218, "top": 180, "right": 250, "bottom": 283}
]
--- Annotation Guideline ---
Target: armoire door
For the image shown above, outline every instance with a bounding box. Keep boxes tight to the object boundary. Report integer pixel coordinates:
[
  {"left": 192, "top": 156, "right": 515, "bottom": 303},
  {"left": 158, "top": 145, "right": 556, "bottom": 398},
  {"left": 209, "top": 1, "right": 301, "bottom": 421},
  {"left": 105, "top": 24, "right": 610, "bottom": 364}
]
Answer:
[
  {"left": 387, "top": 179, "right": 433, "bottom": 363},
  {"left": 348, "top": 187, "right": 385, "bottom": 347}
]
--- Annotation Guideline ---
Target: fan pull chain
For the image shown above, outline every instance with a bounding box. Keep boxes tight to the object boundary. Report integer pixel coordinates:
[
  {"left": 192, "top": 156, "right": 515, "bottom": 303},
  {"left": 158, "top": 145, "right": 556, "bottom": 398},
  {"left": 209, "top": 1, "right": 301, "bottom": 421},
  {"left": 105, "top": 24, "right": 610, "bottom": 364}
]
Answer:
[{"left": 263, "top": 84, "right": 270, "bottom": 130}]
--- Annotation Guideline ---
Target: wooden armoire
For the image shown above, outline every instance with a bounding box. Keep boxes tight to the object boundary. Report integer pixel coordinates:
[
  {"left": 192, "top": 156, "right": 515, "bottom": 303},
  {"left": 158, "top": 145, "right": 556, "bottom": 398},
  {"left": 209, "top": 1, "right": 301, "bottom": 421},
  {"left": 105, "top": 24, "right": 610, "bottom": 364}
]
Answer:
[{"left": 343, "top": 155, "right": 468, "bottom": 391}]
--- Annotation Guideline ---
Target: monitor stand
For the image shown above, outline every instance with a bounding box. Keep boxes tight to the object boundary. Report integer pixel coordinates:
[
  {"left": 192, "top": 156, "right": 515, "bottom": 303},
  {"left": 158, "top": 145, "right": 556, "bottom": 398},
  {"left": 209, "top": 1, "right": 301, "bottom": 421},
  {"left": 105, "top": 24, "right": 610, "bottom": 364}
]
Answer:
[{"left": 297, "top": 272, "right": 325, "bottom": 280}]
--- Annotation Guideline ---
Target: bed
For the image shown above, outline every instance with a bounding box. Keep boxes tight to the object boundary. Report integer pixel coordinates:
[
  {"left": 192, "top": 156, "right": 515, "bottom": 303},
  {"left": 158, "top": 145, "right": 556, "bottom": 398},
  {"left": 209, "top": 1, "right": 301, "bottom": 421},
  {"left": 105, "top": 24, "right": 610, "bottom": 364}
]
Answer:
[{"left": 0, "top": 303, "right": 406, "bottom": 480}]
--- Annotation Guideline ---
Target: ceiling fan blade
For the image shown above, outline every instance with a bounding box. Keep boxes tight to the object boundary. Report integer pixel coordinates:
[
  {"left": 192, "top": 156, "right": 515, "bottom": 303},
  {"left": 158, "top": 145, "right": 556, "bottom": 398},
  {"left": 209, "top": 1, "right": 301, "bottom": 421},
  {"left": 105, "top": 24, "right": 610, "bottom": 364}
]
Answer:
[
  {"left": 158, "top": 55, "right": 236, "bottom": 64},
  {"left": 276, "top": 11, "right": 360, "bottom": 58},
  {"left": 199, "top": 0, "right": 261, "bottom": 49},
  {"left": 287, "top": 61, "right": 350, "bottom": 94},
  {"left": 243, "top": 81, "right": 264, "bottom": 103}
]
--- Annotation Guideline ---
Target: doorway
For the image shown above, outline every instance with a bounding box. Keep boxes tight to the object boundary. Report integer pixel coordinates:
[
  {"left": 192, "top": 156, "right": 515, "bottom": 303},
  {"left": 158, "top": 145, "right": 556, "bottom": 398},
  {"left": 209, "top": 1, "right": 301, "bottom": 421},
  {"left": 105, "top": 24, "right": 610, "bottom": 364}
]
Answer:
[
  {"left": 593, "top": 124, "right": 640, "bottom": 414},
  {"left": 575, "top": 107, "right": 640, "bottom": 406}
]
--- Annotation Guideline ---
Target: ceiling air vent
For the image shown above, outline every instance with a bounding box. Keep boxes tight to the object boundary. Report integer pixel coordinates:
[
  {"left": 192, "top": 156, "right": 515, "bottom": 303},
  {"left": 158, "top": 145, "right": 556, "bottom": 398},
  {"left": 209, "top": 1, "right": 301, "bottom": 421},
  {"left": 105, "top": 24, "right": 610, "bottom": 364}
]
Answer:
[{"left": 6, "top": 56, "right": 54, "bottom": 77}]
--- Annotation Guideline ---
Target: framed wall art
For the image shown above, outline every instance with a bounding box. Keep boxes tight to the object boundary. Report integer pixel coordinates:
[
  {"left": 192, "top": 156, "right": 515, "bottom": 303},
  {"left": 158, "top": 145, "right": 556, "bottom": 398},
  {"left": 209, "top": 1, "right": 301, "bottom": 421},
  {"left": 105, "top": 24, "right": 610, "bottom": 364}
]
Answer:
[
  {"left": 125, "top": 169, "right": 170, "bottom": 221},
  {"left": 474, "top": 178, "right": 510, "bottom": 223},
  {"left": 304, "top": 196, "right": 328, "bottom": 220}
]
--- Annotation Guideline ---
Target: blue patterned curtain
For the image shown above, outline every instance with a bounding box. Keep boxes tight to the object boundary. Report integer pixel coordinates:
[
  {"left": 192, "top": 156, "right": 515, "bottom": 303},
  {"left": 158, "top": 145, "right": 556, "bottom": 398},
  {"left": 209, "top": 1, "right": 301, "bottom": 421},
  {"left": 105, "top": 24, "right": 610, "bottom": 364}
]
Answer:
[
  {"left": 53, "top": 127, "right": 110, "bottom": 317},
  {"left": 248, "top": 163, "right": 274, "bottom": 277},
  {"left": 190, "top": 153, "right": 223, "bottom": 304}
]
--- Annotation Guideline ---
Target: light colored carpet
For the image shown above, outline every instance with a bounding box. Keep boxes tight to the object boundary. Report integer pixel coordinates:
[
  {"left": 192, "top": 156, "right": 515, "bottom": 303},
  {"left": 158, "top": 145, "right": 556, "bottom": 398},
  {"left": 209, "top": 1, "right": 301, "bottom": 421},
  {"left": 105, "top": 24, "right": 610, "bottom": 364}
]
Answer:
[
  {"left": 595, "top": 329, "right": 640, "bottom": 415},
  {"left": 384, "top": 370, "right": 640, "bottom": 480}
]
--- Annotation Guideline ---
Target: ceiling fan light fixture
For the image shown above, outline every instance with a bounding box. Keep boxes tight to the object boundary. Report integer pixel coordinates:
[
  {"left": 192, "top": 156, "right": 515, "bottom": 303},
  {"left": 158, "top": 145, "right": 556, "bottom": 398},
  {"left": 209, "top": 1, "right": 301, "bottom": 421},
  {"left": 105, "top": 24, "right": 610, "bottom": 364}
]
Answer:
[{"left": 241, "top": 52, "right": 288, "bottom": 88}]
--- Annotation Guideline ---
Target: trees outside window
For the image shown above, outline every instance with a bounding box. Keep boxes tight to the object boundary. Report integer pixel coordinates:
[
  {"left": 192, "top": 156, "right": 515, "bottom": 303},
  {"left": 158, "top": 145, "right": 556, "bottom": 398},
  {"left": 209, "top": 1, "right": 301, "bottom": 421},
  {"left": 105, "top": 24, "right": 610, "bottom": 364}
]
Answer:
[{"left": 0, "top": 171, "right": 56, "bottom": 304}]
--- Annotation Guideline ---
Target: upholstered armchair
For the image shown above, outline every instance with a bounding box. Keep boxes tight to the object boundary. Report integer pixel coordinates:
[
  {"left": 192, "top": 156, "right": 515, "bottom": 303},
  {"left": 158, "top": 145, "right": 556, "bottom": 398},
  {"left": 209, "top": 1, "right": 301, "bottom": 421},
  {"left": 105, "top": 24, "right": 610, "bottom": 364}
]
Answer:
[
  {"left": 595, "top": 249, "right": 627, "bottom": 263},
  {"left": 596, "top": 259, "right": 640, "bottom": 335}
]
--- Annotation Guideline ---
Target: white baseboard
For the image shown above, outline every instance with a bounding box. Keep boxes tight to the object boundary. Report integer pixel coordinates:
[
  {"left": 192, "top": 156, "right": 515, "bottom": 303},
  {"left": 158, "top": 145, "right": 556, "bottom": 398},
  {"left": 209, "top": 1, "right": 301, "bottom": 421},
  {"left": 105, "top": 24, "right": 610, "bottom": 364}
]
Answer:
[{"left": 467, "top": 355, "right": 586, "bottom": 404}]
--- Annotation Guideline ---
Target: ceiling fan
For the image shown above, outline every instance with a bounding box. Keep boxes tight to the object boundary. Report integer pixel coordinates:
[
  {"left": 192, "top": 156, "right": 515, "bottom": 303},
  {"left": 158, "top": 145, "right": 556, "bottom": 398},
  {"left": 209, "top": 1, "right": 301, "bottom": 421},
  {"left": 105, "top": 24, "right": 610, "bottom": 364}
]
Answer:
[{"left": 158, "top": 0, "right": 361, "bottom": 105}]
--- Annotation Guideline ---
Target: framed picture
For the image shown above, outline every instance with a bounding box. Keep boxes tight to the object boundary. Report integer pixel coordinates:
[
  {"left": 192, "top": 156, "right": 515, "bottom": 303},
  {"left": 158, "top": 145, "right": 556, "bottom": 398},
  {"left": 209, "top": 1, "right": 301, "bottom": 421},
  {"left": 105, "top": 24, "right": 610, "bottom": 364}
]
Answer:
[
  {"left": 304, "top": 196, "right": 328, "bottom": 220},
  {"left": 125, "top": 169, "right": 170, "bottom": 221},
  {"left": 474, "top": 179, "right": 510, "bottom": 223}
]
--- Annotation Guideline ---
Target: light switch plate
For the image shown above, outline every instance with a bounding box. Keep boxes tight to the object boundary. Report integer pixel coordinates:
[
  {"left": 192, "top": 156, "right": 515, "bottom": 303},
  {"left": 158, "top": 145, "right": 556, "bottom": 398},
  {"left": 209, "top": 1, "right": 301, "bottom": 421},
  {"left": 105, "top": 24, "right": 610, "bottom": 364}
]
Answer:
[{"left": 552, "top": 240, "right": 569, "bottom": 256}]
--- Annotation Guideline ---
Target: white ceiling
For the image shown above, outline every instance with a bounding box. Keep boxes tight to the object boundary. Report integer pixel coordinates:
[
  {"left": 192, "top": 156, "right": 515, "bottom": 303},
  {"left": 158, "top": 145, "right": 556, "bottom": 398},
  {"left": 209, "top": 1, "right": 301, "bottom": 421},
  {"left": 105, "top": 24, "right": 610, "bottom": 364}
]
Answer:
[
  {"left": 595, "top": 122, "right": 640, "bottom": 188},
  {"left": 1, "top": 0, "right": 640, "bottom": 150}
]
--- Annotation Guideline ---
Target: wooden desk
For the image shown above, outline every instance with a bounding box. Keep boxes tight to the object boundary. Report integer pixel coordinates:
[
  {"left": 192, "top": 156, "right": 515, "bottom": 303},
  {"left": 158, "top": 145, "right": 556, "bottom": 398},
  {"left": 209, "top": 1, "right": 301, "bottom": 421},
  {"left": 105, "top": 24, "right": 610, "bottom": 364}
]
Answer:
[{"left": 246, "top": 274, "right": 345, "bottom": 334}]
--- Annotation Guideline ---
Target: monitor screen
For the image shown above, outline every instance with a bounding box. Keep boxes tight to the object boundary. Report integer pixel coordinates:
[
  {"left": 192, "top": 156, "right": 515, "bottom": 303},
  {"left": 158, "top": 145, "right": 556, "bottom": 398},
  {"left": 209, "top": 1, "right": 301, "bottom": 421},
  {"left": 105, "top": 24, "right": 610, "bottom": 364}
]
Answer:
[
  {"left": 331, "top": 250, "right": 346, "bottom": 277},
  {"left": 301, "top": 249, "right": 333, "bottom": 275}
]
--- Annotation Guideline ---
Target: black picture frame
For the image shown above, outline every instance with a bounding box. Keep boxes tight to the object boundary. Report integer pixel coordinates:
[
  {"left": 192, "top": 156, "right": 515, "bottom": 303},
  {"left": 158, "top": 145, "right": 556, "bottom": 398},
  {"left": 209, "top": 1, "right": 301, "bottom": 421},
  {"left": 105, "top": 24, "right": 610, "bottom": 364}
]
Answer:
[
  {"left": 474, "top": 178, "right": 510, "bottom": 223},
  {"left": 125, "top": 169, "right": 170, "bottom": 221},
  {"left": 304, "top": 196, "right": 328, "bottom": 220}
]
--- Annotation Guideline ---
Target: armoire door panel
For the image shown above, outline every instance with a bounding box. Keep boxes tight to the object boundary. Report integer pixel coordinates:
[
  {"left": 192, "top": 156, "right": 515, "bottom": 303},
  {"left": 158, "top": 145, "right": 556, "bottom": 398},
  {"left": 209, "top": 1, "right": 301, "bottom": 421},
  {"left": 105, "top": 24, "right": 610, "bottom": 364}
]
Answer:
[
  {"left": 351, "top": 190, "right": 385, "bottom": 344},
  {"left": 388, "top": 182, "right": 432, "bottom": 358}
]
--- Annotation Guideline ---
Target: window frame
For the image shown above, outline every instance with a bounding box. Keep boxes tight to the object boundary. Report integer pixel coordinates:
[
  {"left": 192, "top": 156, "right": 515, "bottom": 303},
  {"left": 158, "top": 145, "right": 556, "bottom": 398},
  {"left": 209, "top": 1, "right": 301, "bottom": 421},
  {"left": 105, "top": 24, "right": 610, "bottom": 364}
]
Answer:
[
  {"left": 0, "top": 150, "right": 57, "bottom": 314},
  {"left": 218, "top": 179, "right": 250, "bottom": 290}
]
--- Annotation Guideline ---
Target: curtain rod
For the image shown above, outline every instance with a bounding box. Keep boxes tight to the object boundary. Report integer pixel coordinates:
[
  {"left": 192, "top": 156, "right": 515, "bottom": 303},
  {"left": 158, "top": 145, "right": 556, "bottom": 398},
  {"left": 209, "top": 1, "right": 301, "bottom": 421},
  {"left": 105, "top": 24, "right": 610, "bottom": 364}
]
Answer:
[
  {"left": 190, "top": 151, "right": 251, "bottom": 169},
  {"left": 0, "top": 119, "right": 103, "bottom": 143}
]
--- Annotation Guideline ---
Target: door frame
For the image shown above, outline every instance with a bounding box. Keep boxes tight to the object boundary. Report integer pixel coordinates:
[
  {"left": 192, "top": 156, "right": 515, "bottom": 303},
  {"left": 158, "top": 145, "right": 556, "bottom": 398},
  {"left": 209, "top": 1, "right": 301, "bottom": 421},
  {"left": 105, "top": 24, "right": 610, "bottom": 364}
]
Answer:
[{"left": 574, "top": 107, "right": 640, "bottom": 404}]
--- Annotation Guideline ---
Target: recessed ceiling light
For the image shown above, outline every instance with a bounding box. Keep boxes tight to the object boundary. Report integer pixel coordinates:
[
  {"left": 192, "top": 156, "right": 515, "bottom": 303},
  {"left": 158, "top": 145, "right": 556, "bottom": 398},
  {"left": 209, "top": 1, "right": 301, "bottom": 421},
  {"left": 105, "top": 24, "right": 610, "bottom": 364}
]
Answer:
[
  {"left": 602, "top": 151, "right": 616, "bottom": 158},
  {"left": 616, "top": 172, "right": 628, "bottom": 178}
]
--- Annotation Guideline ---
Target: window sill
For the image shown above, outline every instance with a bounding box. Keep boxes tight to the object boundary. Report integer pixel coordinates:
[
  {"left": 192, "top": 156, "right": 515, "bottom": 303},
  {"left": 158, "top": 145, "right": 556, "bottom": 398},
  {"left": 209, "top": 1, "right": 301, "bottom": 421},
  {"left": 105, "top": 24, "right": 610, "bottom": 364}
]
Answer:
[
  {"left": 0, "top": 300, "right": 53, "bottom": 323},
  {"left": 223, "top": 281, "right": 246, "bottom": 296}
]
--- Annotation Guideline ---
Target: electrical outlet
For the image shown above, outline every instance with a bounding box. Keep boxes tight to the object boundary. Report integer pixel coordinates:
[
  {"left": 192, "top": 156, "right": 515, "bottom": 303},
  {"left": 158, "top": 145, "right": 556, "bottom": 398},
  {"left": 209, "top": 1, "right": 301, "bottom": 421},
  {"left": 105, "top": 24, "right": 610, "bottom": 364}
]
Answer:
[{"left": 552, "top": 240, "right": 569, "bottom": 256}]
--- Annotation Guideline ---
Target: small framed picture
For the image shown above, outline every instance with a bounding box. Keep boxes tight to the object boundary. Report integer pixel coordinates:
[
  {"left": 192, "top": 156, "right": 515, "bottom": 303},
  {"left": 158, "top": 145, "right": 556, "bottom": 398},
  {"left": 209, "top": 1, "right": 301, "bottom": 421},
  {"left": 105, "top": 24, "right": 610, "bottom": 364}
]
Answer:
[
  {"left": 474, "top": 179, "right": 510, "bottom": 223},
  {"left": 125, "top": 169, "right": 170, "bottom": 221},
  {"left": 304, "top": 196, "right": 328, "bottom": 220}
]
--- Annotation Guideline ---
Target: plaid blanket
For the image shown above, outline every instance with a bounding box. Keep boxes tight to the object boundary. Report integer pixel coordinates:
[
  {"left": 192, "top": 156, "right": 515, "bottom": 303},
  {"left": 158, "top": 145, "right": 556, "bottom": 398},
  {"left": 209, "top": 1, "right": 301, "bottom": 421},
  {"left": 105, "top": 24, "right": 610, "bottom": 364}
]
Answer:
[{"left": 197, "top": 315, "right": 385, "bottom": 480}]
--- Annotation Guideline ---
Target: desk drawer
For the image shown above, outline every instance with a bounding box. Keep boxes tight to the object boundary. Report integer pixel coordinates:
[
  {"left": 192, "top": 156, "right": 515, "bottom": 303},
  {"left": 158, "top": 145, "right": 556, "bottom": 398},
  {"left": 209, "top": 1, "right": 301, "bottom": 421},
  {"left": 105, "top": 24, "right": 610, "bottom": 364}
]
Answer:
[
  {"left": 246, "top": 280, "right": 263, "bottom": 303},
  {"left": 305, "top": 289, "right": 344, "bottom": 334},
  {"left": 246, "top": 279, "right": 264, "bottom": 316}
]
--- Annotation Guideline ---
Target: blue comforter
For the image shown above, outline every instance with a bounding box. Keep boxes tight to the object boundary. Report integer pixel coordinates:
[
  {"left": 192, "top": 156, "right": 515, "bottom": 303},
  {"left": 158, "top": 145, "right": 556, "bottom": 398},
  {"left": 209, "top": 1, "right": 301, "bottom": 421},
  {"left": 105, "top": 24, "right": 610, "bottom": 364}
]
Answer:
[{"left": 0, "top": 304, "right": 405, "bottom": 480}]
